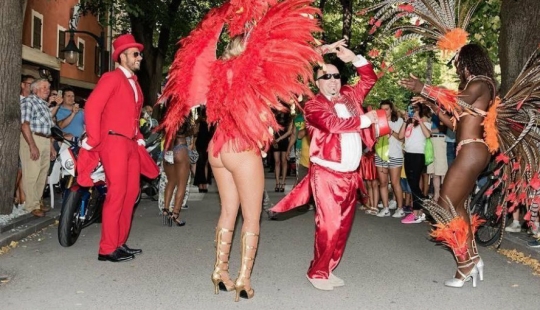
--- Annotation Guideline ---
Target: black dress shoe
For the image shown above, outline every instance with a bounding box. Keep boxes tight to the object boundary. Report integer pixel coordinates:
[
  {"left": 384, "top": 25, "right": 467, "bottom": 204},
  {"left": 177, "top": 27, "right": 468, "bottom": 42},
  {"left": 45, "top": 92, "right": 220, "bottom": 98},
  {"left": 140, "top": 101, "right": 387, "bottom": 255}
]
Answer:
[
  {"left": 119, "top": 244, "right": 142, "bottom": 255},
  {"left": 98, "top": 249, "right": 135, "bottom": 262}
]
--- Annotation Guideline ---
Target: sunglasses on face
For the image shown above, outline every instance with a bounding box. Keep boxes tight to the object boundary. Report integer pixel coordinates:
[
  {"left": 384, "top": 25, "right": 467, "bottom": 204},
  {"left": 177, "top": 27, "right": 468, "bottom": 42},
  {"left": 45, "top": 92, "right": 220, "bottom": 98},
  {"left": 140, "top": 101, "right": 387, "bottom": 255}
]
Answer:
[
  {"left": 125, "top": 51, "right": 143, "bottom": 58},
  {"left": 317, "top": 73, "right": 341, "bottom": 80}
]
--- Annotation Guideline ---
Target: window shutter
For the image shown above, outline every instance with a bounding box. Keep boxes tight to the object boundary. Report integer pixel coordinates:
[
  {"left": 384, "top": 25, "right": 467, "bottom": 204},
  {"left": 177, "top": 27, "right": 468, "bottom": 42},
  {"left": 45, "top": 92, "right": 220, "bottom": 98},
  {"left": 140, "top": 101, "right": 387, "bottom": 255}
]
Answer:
[
  {"left": 78, "top": 42, "right": 84, "bottom": 68},
  {"left": 104, "top": 50, "right": 110, "bottom": 72},
  {"left": 94, "top": 46, "right": 100, "bottom": 75},
  {"left": 58, "top": 30, "right": 65, "bottom": 59},
  {"left": 33, "top": 16, "right": 42, "bottom": 49}
]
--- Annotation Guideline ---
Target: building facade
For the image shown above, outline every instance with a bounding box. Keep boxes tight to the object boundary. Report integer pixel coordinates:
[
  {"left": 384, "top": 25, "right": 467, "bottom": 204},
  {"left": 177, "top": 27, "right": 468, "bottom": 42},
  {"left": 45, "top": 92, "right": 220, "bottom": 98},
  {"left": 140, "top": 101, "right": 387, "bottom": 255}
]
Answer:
[{"left": 22, "top": 0, "right": 112, "bottom": 100}]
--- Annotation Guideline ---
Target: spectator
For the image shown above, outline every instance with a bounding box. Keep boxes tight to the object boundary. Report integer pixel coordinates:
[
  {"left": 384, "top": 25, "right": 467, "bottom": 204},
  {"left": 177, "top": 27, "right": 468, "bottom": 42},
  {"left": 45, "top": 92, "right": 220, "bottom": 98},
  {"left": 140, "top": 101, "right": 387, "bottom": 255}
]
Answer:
[
  {"left": 47, "top": 89, "right": 62, "bottom": 122},
  {"left": 193, "top": 108, "right": 213, "bottom": 193},
  {"left": 374, "top": 99, "right": 405, "bottom": 218},
  {"left": 272, "top": 110, "right": 293, "bottom": 192},
  {"left": 446, "top": 128, "right": 457, "bottom": 166},
  {"left": 20, "top": 78, "right": 56, "bottom": 217},
  {"left": 505, "top": 207, "right": 523, "bottom": 233},
  {"left": 398, "top": 104, "right": 431, "bottom": 224},
  {"left": 15, "top": 75, "right": 36, "bottom": 206},
  {"left": 400, "top": 165, "right": 412, "bottom": 213},
  {"left": 161, "top": 114, "right": 194, "bottom": 226},
  {"left": 426, "top": 113, "right": 448, "bottom": 202},
  {"left": 293, "top": 107, "right": 311, "bottom": 184},
  {"left": 56, "top": 87, "right": 85, "bottom": 138},
  {"left": 362, "top": 147, "right": 379, "bottom": 215}
]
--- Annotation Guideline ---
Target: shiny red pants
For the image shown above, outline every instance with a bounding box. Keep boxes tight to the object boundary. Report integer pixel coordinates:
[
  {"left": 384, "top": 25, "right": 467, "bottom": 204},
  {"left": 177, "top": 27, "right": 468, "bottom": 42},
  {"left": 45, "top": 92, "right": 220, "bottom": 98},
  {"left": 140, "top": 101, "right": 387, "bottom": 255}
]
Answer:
[
  {"left": 308, "top": 164, "right": 358, "bottom": 279},
  {"left": 98, "top": 136, "right": 141, "bottom": 254}
]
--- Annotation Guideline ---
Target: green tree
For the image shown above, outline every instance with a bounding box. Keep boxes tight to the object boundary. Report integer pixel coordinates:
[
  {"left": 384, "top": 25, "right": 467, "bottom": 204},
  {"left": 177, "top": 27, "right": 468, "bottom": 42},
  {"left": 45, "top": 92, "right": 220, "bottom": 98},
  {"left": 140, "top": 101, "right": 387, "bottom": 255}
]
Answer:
[{"left": 80, "top": 0, "right": 223, "bottom": 107}]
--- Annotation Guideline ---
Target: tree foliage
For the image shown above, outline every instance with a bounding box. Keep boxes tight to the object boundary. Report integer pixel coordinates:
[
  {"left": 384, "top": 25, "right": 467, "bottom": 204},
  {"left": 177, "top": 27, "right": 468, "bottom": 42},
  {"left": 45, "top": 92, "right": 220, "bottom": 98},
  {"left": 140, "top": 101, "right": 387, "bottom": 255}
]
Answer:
[{"left": 79, "top": 0, "right": 223, "bottom": 106}]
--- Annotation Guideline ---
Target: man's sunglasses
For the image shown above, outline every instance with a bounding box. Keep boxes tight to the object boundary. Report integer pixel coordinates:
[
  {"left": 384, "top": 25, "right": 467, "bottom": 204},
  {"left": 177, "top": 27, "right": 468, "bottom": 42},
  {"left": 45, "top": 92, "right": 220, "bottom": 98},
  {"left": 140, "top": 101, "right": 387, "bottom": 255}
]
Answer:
[
  {"left": 125, "top": 51, "right": 143, "bottom": 58},
  {"left": 317, "top": 73, "right": 341, "bottom": 80}
]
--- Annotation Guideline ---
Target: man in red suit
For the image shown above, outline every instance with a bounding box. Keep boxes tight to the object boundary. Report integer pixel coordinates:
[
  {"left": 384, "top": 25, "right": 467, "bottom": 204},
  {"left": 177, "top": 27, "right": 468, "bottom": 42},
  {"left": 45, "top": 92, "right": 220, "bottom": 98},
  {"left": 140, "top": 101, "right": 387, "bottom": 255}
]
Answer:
[
  {"left": 80, "top": 34, "right": 156, "bottom": 262},
  {"left": 270, "top": 45, "right": 378, "bottom": 290}
]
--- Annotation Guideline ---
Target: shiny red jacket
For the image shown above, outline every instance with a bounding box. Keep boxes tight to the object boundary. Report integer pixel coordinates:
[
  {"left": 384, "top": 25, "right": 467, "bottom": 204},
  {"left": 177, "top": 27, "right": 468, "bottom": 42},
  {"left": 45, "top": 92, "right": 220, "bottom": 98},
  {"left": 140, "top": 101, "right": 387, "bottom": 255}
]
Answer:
[{"left": 305, "top": 64, "right": 378, "bottom": 164}]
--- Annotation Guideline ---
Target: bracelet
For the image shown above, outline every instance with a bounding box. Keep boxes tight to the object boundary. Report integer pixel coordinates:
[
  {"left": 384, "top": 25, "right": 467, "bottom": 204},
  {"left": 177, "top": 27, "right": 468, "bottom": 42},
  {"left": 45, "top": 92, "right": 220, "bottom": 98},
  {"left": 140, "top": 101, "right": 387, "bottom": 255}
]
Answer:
[{"left": 420, "top": 84, "right": 443, "bottom": 102}]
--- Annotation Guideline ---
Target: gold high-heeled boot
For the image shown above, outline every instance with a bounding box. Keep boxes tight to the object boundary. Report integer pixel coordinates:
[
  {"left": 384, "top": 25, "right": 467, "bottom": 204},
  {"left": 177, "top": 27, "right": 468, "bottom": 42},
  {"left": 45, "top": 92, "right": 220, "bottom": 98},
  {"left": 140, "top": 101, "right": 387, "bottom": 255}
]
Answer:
[
  {"left": 211, "top": 227, "right": 235, "bottom": 294},
  {"left": 234, "top": 231, "right": 259, "bottom": 302}
]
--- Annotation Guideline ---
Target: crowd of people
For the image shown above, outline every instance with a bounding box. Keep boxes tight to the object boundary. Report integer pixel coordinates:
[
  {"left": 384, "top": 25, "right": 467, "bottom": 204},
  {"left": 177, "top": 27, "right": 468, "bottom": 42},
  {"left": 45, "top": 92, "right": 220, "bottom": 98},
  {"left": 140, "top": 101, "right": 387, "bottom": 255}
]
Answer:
[
  {"left": 17, "top": 75, "right": 84, "bottom": 218},
  {"left": 11, "top": 0, "right": 540, "bottom": 303}
]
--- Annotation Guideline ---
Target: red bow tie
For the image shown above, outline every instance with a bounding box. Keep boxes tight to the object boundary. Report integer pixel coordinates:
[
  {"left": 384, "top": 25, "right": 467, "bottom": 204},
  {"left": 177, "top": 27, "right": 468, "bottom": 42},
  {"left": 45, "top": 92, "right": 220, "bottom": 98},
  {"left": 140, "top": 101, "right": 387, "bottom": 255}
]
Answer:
[{"left": 128, "top": 75, "right": 138, "bottom": 82}]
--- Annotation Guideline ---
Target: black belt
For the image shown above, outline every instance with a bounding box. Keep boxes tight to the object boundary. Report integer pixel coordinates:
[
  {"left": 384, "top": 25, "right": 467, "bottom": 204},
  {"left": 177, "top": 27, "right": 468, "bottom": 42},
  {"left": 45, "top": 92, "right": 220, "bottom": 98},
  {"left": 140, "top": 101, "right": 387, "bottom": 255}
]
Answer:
[
  {"left": 33, "top": 132, "right": 50, "bottom": 138},
  {"left": 108, "top": 130, "right": 135, "bottom": 140},
  {"left": 431, "top": 134, "right": 445, "bottom": 138}
]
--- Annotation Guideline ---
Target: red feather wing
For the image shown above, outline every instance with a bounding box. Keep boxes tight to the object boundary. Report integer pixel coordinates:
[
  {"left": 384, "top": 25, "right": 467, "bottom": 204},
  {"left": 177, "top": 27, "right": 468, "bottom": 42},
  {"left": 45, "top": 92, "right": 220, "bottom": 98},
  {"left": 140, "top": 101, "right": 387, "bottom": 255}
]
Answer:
[
  {"left": 158, "top": 5, "right": 228, "bottom": 147},
  {"left": 207, "top": 0, "right": 322, "bottom": 156}
]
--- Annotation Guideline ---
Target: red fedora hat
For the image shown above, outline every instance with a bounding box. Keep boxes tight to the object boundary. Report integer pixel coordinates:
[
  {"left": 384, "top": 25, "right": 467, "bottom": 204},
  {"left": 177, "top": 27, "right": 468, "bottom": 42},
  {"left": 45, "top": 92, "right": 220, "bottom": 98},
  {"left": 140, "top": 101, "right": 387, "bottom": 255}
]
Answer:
[{"left": 112, "top": 34, "right": 144, "bottom": 62}]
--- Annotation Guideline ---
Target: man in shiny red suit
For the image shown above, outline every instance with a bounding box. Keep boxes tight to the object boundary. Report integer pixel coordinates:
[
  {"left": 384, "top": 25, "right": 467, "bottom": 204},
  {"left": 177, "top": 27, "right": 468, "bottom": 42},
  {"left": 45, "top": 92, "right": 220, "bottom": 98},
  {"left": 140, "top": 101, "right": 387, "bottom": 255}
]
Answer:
[
  {"left": 270, "top": 45, "right": 378, "bottom": 290},
  {"left": 79, "top": 34, "right": 156, "bottom": 262}
]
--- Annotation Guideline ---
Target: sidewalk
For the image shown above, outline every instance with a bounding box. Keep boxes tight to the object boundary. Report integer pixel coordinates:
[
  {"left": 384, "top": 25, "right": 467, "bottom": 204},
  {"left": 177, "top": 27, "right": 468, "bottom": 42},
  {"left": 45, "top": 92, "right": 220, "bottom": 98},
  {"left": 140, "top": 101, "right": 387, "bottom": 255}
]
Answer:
[
  {"left": 2, "top": 174, "right": 540, "bottom": 261},
  {"left": 0, "top": 205, "right": 60, "bottom": 248}
]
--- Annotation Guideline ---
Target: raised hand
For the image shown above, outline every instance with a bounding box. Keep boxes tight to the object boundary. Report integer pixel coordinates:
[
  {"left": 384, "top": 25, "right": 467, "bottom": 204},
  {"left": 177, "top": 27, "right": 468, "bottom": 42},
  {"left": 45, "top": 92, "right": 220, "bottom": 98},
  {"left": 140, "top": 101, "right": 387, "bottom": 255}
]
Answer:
[
  {"left": 335, "top": 45, "right": 357, "bottom": 63},
  {"left": 399, "top": 73, "right": 424, "bottom": 94}
]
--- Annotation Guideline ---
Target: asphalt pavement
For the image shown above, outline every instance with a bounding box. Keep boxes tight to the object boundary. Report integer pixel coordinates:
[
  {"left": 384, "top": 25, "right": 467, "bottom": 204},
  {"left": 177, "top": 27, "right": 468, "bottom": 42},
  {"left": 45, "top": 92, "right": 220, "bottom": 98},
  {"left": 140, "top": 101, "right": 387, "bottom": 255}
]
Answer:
[{"left": 1, "top": 176, "right": 539, "bottom": 309}]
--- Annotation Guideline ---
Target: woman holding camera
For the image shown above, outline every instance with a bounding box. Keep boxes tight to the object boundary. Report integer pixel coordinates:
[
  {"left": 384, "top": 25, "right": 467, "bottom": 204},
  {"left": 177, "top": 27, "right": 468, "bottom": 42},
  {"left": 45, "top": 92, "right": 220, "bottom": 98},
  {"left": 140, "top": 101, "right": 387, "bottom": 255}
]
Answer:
[{"left": 398, "top": 104, "right": 431, "bottom": 224}]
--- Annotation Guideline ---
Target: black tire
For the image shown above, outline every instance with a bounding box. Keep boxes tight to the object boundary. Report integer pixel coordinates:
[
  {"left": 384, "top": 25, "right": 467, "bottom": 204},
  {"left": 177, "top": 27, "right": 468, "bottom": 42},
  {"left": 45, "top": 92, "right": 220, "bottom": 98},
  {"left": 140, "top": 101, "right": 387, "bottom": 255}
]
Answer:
[
  {"left": 58, "top": 190, "right": 83, "bottom": 247},
  {"left": 471, "top": 188, "right": 506, "bottom": 247},
  {"left": 81, "top": 190, "right": 103, "bottom": 228},
  {"left": 134, "top": 188, "right": 142, "bottom": 208}
]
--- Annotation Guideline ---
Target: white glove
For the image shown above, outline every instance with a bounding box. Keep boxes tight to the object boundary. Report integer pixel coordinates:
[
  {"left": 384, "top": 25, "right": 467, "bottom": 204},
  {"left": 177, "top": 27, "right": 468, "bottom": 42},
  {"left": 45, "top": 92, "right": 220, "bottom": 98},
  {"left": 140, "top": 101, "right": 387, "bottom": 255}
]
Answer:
[
  {"left": 137, "top": 139, "right": 146, "bottom": 147},
  {"left": 81, "top": 138, "right": 93, "bottom": 150}
]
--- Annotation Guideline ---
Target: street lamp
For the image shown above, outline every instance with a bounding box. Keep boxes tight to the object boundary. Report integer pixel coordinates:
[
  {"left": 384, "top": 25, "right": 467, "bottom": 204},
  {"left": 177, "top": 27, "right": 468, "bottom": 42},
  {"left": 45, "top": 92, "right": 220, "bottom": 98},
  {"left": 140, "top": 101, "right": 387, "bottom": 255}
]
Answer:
[{"left": 62, "top": 27, "right": 107, "bottom": 75}]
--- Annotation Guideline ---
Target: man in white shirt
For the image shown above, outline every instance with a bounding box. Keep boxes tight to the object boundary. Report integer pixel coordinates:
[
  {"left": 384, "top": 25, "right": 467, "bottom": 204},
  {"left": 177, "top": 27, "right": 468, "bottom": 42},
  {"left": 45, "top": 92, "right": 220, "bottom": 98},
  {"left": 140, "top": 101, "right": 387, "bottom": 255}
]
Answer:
[{"left": 270, "top": 44, "right": 378, "bottom": 290}]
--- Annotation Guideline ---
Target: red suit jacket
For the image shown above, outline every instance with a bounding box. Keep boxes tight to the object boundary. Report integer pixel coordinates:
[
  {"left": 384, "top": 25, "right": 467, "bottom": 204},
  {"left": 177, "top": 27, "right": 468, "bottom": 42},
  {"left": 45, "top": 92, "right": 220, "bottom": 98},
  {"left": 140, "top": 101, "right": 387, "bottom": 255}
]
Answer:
[
  {"left": 78, "top": 68, "right": 158, "bottom": 186},
  {"left": 271, "top": 64, "right": 378, "bottom": 212}
]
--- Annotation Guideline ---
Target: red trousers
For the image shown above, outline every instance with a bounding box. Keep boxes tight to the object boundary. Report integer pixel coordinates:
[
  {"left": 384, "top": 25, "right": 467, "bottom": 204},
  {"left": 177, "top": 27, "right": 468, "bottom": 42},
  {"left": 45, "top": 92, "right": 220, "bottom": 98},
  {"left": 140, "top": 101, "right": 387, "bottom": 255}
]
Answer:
[
  {"left": 308, "top": 164, "right": 358, "bottom": 279},
  {"left": 98, "top": 136, "right": 141, "bottom": 254}
]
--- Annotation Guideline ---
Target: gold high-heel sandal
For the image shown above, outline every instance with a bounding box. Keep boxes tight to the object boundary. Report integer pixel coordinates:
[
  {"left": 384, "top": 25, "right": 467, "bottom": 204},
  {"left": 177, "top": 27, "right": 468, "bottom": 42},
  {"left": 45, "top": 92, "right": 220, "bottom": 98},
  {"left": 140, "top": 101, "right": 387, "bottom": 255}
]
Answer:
[
  {"left": 211, "top": 227, "right": 235, "bottom": 294},
  {"left": 234, "top": 231, "right": 259, "bottom": 302}
]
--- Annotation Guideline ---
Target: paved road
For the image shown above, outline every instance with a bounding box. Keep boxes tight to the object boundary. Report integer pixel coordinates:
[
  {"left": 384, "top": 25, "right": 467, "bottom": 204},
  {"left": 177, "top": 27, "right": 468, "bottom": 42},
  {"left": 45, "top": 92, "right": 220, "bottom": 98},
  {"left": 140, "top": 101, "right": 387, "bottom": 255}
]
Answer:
[{"left": 1, "top": 178, "right": 539, "bottom": 309}]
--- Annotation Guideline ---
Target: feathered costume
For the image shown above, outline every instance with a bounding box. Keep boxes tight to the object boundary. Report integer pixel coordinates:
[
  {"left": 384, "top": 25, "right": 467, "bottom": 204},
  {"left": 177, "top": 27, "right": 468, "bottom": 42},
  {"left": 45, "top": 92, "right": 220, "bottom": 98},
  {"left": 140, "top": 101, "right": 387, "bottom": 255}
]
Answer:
[
  {"left": 158, "top": 0, "right": 322, "bottom": 157},
  {"left": 362, "top": 1, "right": 540, "bottom": 256}
]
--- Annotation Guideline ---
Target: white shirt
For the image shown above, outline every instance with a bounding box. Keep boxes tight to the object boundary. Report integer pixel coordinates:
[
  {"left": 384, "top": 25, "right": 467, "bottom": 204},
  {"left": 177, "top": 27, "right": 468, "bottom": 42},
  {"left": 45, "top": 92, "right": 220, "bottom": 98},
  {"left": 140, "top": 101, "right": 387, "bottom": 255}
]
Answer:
[
  {"left": 311, "top": 104, "right": 372, "bottom": 172},
  {"left": 388, "top": 118, "right": 404, "bottom": 158},
  {"left": 118, "top": 65, "right": 138, "bottom": 102},
  {"left": 404, "top": 122, "right": 431, "bottom": 154}
]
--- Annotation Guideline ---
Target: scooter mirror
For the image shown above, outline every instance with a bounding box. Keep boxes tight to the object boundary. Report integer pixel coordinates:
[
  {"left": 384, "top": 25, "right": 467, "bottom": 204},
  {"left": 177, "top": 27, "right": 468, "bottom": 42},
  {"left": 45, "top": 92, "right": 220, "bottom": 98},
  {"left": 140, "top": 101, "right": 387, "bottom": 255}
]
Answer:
[{"left": 51, "top": 126, "right": 65, "bottom": 141}]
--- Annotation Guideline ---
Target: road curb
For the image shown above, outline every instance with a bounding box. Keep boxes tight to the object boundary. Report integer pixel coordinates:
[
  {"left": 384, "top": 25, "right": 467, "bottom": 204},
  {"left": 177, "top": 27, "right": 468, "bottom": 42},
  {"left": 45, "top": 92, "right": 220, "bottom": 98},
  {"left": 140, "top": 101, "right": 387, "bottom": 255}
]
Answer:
[
  {"left": 498, "top": 231, "right": 540, "bottom": 260},
  {"left": 0, "top": 211, "right": 59, "bottom": 248}
]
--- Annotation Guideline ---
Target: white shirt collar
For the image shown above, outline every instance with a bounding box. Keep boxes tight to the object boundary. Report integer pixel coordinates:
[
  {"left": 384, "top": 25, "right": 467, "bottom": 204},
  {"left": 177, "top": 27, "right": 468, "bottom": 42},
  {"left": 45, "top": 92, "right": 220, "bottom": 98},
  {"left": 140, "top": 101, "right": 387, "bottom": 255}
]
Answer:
[{"left": 118, "top": 65, "right": 134, "bottom": 79}]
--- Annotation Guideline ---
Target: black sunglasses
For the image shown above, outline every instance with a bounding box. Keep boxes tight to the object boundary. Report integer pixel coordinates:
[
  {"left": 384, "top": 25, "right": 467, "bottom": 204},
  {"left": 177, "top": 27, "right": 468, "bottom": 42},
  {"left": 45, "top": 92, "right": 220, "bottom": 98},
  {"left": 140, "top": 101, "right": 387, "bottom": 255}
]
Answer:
[
  {"left": 125, "top": 51, "right": 143, "bottom": 58},
  {"left": 317, "top": 73, "right": 341, "bottom": 80}
]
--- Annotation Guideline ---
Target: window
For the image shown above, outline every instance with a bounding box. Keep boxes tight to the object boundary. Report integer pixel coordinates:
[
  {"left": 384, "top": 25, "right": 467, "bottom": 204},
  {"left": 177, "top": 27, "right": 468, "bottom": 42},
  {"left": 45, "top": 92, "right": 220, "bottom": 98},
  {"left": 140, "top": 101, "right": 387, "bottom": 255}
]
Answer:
[
  {"left": 77, "top": 38, "right": 85, "bottom": 69},
  {"left": 31, "top": 10, "right": 43, "bottom": 50},
  {"left": 57, "top": 25, "right": 66, "bottom": 60}
]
